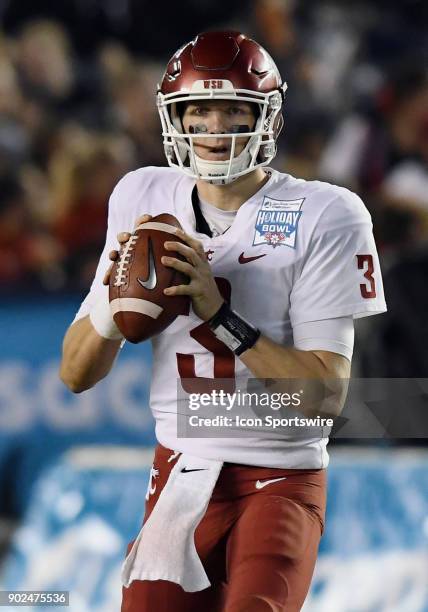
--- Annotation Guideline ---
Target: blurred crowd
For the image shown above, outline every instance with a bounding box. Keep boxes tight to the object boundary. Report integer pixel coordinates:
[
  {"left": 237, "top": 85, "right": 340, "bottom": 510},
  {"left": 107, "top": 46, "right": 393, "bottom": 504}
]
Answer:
[
  {"left": 1, "top": 0, "right": 427, "bottom": 370},
  {"left": 0, "top": 18, "right": 162, "bottom": 291}
]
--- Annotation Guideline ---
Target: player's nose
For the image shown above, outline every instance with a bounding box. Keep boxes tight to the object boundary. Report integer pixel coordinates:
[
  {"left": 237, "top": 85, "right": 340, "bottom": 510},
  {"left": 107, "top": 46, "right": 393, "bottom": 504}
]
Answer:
[
  {"left": 208, "top": 111, "right": 228, "bottom": 135},
  {"left": 206, "top": 111, "right": 231, "bottom": 148}
]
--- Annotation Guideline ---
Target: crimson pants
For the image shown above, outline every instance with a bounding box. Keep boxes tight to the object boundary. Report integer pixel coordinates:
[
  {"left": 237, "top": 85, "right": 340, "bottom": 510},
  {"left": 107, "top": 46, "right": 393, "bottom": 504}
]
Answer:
[{"left": 122, "top": 444, "right": 326, "bottom": 612}]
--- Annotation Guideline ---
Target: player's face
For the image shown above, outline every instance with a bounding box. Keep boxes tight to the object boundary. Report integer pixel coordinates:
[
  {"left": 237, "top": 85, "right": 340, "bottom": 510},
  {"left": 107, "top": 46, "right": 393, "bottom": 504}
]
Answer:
[{"left": 181, "top": 100, "right": 256, "bottom": 161}]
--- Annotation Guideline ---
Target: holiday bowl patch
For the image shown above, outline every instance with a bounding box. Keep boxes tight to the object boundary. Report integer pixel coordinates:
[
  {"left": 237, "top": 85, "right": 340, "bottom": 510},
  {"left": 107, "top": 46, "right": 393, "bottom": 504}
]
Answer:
[{"left": 253, "top": 197, "right": 304, "bottom": 248}]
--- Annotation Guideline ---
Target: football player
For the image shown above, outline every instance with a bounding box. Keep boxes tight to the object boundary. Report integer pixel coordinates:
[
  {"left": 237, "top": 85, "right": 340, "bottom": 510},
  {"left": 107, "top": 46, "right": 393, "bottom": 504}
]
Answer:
[{"left": 60, "top": 31, "right": 386, "bottom": 612}]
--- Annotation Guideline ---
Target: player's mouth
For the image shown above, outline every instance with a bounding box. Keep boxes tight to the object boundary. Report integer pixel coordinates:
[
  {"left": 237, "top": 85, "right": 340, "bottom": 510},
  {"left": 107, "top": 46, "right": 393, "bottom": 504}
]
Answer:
[
  {"left": 208, "top": 145, "right": 230, "bottom": 159},
  {"left": 195, "top": 144, "right": 233, "bottom": 160}
]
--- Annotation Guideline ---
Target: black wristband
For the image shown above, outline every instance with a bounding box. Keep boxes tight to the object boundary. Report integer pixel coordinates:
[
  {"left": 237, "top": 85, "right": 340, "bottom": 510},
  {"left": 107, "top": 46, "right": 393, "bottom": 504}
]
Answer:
[{"left": 208, "top": 303, "right": 261, "bottom": 356}]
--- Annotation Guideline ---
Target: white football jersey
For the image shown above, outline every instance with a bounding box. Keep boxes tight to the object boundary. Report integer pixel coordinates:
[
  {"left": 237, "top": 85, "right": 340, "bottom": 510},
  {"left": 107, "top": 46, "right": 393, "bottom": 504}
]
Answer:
[{"left": 74, "top": 167, "right": 386, "bottom": 469}]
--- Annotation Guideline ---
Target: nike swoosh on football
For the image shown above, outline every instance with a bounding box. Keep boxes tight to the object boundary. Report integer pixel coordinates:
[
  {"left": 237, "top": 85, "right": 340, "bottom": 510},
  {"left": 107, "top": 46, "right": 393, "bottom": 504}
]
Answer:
[
  {"left": 137, "top": 239, "right": 157, "bottom": 290},
  {"left": 181, "top": 468, "right": 207, "bottom": 473},
  {"left": 238, "top": 252, "right": 267, "bottom": 264},
  {"left": 255, "top": 477, "right": 287, "bottom": 489}
]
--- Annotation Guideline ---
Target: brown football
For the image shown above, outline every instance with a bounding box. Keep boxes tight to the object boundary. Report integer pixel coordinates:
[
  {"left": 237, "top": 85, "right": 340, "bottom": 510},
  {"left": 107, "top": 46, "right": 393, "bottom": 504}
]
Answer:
[{"left": 109, "top": 213, "right": 190, "bottom": 343}]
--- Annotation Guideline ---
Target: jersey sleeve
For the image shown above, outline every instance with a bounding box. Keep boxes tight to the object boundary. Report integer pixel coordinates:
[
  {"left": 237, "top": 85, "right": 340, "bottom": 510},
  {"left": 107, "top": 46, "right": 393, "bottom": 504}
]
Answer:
[
  {"left": 290, "top": 190, "right": 387, "bottom": 327},
  {"left": 72, "top": 179, "right": 123, "bottom": 323}
]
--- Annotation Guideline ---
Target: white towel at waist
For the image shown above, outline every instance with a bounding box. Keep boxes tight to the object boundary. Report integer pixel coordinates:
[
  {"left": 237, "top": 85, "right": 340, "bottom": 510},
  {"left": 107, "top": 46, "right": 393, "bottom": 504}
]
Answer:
[{"left": 121, "top": 452, "right": 223, "bottom": 592}]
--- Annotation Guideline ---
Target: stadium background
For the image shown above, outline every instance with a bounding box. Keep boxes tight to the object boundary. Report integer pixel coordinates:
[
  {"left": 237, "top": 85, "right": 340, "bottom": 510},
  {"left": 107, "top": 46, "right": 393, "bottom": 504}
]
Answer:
[{"left": 1, "top": 0, "right": 428, "bottom": 610}]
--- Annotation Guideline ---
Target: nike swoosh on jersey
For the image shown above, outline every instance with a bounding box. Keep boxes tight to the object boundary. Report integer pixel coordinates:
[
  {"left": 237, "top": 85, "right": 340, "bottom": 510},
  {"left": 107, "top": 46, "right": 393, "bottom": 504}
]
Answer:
[
  {"left": 181, "top": 468, "right": 207, "bottom": 473},
  {"left": 137, "top": 239, "right": 157, "bottom": 290},
  {"left": 255, "top": 477, "right": 287, "bottom": 489},
  {"left": 238, "top": 252, "right": 267, "bottom": 264}
]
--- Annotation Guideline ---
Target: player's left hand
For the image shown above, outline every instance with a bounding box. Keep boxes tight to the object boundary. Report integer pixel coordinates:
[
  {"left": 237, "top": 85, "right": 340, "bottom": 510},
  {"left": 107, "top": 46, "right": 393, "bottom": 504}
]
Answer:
[{"left": 162, "top": 229, "right": 224, "bottom": 321}]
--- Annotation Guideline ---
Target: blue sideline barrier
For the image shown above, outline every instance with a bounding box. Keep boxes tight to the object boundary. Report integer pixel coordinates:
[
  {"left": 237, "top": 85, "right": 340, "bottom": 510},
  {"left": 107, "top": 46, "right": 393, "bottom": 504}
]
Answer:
[{"left": 0, "top": 297, "right": 155, "bottom": 516}]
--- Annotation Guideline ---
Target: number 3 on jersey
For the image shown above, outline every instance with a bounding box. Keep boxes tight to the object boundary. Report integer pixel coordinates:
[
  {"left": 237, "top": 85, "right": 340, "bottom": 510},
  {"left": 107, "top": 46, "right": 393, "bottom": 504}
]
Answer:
[
  {"left": 176, "top": 277, "right": 236, "bottom": 393},
  {"left": 357, "top": 254, "right": 376, "bottom": 298}
]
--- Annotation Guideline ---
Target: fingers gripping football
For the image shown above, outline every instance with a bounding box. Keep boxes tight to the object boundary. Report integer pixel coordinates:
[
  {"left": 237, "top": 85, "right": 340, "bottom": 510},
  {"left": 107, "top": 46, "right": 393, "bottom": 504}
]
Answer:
[
  {"left": 103, "top": 215, "right": 152, "bottom": 286},
  {"left": 162, "top": 229, "right": 224, "bottom": 321}
]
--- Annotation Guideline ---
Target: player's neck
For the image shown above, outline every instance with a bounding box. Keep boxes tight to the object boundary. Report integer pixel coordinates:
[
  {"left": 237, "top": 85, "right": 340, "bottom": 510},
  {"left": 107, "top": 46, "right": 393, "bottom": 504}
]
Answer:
[{"left": 195, "top": 168, "right": 269, "bottom": 211}]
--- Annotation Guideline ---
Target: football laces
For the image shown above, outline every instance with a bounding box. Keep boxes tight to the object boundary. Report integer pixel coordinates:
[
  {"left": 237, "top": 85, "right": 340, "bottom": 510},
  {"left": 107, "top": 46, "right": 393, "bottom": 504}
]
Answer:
[{"left": 114, "top": 234, "right": 138, "bottom": 287}]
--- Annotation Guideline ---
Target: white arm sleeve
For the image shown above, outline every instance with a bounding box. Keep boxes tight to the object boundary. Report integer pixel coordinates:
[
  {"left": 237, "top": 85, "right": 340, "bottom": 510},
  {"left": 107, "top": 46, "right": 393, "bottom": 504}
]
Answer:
[{"left": 293, "top": 316, "right": 354, "bottom": 361}]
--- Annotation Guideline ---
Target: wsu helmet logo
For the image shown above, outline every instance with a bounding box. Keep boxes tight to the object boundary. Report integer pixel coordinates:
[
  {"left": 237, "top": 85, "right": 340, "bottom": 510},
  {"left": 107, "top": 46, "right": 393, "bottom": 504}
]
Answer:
[{"left": 203, "top": 80, "right": 224, "bottom": 89}]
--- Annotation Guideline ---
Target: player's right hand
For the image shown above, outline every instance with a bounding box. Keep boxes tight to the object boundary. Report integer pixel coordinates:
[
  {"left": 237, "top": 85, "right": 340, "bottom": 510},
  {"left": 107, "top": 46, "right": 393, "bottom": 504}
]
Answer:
[{"left": 103, "top": 214, "right": 153, "bottom": 285}]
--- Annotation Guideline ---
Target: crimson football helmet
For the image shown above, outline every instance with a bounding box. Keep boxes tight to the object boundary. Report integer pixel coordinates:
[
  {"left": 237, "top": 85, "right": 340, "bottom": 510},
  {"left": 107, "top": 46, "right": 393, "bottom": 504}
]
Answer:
[{"left": 157, "top": 31, "right": 287, "bottom": 185}]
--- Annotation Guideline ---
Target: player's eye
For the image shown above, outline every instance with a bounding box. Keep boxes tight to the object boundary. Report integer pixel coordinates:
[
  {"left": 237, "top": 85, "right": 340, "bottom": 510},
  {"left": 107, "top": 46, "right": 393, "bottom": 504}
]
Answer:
[
  {"left": 227, "top": 106, "right": 247, "bottom": 115},
  {"left": 190, "top": 106, "right": 209, "bottom": 116}
]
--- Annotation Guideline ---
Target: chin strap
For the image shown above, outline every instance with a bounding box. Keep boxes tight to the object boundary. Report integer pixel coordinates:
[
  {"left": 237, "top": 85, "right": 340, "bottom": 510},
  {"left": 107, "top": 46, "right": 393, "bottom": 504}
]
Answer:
[{"left": 190, "top": 148, "right": 253, "bottom": 185}]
